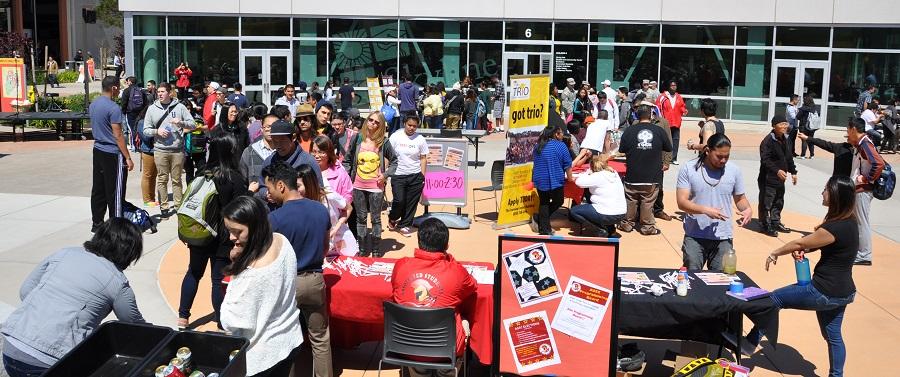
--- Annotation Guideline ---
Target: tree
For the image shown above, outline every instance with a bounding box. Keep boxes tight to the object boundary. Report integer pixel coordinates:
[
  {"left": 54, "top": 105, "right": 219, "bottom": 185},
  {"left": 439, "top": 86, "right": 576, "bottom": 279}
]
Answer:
[
  {"left": 95, "top": 0, "right": 123, "bottom": 28},
  {"left": 114, "top": 34, "right": 125, "bottom": 57},
  {"left": 0, "top": 32, "right": 33, "bottom": 57}
]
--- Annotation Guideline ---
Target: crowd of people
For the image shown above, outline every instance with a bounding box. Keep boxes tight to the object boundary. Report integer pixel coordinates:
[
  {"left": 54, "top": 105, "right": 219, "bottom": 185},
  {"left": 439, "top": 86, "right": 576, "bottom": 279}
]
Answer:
[{"left": 0, "top": 67, "right": 892, "bottom": 377}]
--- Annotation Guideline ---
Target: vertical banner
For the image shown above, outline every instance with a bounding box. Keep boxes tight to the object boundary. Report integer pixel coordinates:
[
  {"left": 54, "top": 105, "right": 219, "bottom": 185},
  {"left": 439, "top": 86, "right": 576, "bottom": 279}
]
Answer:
[
  {"left": 0, "top": 58, "right": 27, "bottom": 112},
  {"left": 496, "top": 75, "right": 549, "bottom": 228},
  {"left": 366, "top": 77, "right": 384, "bottom": 110},
  {"left": 495, "top": 235, "right": 619, "bottom": 377}
]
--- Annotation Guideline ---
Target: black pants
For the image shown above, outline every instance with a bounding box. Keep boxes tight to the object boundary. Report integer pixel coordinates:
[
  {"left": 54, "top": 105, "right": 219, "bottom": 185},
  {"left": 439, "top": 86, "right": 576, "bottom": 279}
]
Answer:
[
  {"left": 115, "top": 65, "right": 124, "bottom": 78},
  {"left": 47, "top": 74, "right": 60, "bottom": 87},
  {"left": 184, "top": 152, "right": 207, "bottom": 184},
  {"left": 800, "top": 128, "right": 817, "bottom": 157},
  {"left": 535, "top": 187, "right": 564, "bottom": 235},
  {"left": 91, "top": 149, "right": 127, "bottom": 225},
  {"left": 179, "top": 242, "right": 227, "bottom": 322},
  {"left": 758, "top": 181, "right": 785, "bottom": 229},
  {"left": 388, "top": 173, "right": 425, "bottom": 228},
  {"left": 788, "top": 126, "right": 799, "bottom": 156},
  {"left": 670, "top": 127, "right": 681, "bottom": 161},
  {"left": 249, "top": 345, "right": 300, "bottom": 377}
]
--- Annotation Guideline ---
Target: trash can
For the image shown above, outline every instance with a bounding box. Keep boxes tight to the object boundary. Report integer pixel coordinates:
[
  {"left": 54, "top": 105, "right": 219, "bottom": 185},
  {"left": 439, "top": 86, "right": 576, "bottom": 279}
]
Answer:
[
  {"left": 134, "top": 330, "right": 249, "bottom": 377},
  {"left": 43, "top": 321, "right": 173, "bottom": 377}
]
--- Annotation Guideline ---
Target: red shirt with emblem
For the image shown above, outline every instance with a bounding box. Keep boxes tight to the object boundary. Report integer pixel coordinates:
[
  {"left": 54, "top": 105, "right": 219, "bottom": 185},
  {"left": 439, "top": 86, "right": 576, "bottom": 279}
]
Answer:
[{"left": 391, "top": 248, "right": 478, "bottom": 356}]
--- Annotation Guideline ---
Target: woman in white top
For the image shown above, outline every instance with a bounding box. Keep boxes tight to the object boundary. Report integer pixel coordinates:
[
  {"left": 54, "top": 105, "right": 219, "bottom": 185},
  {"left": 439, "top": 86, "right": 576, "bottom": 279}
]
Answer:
[
  {"left": 219, "top": 196, "right": 303, "bottom": 377},
  {"left": 386, "top": 86, "right": 403, "bottom": 133},
  {"left": 568, "top": 154, "right": 627, "bottom": 238}
]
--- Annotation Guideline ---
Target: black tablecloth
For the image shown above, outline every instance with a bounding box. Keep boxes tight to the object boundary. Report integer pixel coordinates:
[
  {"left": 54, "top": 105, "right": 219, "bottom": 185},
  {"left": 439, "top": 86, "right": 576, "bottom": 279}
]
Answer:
[{"left": 617, "top": 268, "right": 779, "bottom": 347}]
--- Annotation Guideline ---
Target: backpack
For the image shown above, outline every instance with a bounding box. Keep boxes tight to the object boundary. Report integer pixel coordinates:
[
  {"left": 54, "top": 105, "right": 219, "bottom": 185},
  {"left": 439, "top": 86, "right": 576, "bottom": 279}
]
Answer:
[
  {"left": 122, "top": 201, "right": 157, "bottom": 233},
  {"left": 380, "top": 104, "right": 396, "bottom": 122},
  {"left": 476, "top": 98, "right": 487, "bottom": 118},
  {"left": 808, "top": 111, "right": 822, "bottom": 130},
  {"left": 126, "top": 87, "right": 145, "bottom": 113},
  {"left": 671, "top": 357, "right": 747, "bottom": 377},
  {"left": 874, "top": 163, "right": 895, "bottom": 200},
  {"left": 177, "top": 175, "right": 219, "bottom": 246}
]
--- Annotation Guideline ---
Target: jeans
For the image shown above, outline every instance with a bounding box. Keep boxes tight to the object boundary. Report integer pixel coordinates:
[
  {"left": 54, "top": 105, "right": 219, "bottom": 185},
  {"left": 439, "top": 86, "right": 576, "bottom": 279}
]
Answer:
[
  {"left": 140, "top": 152, "right": 157, "bottom": 203},
  {"left": 426, "top": 115, "right": 443, "bottom": 129},
  {"left": 800, "top": 128, "right": 817, "bottom": 157},
  {"left": 758, "top": 181, "right": 785, "bottom": 229},
  {"left": 747, "top": 284, "right": 854, "bottom": 377},
  {"left": 670, "top": 127, "right": 681, "bottom": 161},
  {"left": 3, "top": 354, "right": 47, "bottom": 377},
  {"left": 154, "top": 150, "right": 186, "bottom": 210},
  {"left": 388, "top": 173, "right": 424, "bottom": 229},
  {"left": 568, "top": 204, "right": 624, "bottom": 234},
  {"left": 855, "top": 191, "right": 873, "bottom": 262},
  {"left": 353, "top": 189, "right": 385, "bottom": 251},
  {"left": 295, "top": 272, "right": 332, "bottom": 377},
  {"left": 681, "top": 236, "right": 733, "bottom": 271},
  {"left": 535, "top": 187, "right": 564, "bottom": 235},
  {"left": 91, "top": 149, "right": 127, "bottom": 224},
  {"left": 178, "top": 243, "right": 227, "bottom": 322}
]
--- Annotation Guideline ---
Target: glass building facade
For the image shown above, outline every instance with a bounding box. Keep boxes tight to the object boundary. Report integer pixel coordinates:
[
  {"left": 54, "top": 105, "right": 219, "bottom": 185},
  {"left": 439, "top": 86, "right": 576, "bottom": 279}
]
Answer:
[{"left": 128, "top": 16, "right": 900, "bottom": 126}]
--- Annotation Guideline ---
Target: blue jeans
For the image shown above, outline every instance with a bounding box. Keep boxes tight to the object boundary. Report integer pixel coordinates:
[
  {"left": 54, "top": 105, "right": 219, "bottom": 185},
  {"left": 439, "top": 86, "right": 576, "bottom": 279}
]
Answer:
[
  {"left": 568, "top": 204, "right": 624, "bottom": 234},
  {"left": 747, "top": 283, "right": 854, "bottom": 377},
  {"left": 3, "top": 354, "right": 48, "bottom": 377}
]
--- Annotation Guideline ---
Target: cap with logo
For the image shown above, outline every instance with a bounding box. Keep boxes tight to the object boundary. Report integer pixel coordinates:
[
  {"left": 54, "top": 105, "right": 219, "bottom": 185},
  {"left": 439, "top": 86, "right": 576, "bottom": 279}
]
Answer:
[{"left": 269, "top": 119, "right": 295, "bottom": 136}]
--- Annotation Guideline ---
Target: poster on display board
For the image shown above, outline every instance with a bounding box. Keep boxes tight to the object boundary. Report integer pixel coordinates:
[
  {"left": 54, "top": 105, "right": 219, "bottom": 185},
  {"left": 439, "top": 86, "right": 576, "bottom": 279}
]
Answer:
[
  {"left": 0, "top": 58, "right": 27, "bottom": 112},
  {"left": 496, "top": 75, "right": 549, "bottom": 228},
  {"left": 366, "top": 77, "right": 384, "bottom": 110},
  {"left": 494, "top": 234, "right": 620, "bottom": 377},
  {"left": 420, "top": 137, "right": 469, "bottom": 207}
]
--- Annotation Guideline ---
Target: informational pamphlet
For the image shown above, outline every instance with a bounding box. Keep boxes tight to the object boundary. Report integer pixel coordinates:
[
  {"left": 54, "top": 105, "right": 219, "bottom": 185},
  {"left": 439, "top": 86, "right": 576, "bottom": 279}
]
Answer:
[
  {"left": 503, "top": 243, "right": 562, "bottom": 307},
  {"left": 694, "top": 272, "right": 741, "bottom": 286},
  {"left": 443, "top": 146, "right": 464, "bottom": 171},
  {"left": 617, "top": 271, "right": 653, "bottom": 284},
  {"left": 551, "top": 276, "right": 612, "bottom": 343},
  {"left": 464, "top": 264, "right": 495, "bottom": 285},
  {"left": 427, "top": 145, "right": 443, "bottom": 166},
  {"left": 503, "top": 311, "right": 561, "bottom": 373}
]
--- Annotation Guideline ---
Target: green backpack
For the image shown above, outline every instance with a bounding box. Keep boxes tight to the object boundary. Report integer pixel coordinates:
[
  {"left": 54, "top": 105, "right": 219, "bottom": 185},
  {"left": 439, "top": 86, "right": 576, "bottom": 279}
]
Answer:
[{"left": 177, "top": 175, "right": 218, "bottom": 246}]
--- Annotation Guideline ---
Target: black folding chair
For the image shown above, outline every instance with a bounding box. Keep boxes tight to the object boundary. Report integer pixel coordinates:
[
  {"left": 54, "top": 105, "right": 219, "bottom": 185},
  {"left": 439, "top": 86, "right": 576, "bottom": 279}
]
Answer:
[
  {"left": 378, "top": 301, "right": 464, "bottom": 377},
  {"left": 472, "top": 160, "right": 505, "bottom": 219}
]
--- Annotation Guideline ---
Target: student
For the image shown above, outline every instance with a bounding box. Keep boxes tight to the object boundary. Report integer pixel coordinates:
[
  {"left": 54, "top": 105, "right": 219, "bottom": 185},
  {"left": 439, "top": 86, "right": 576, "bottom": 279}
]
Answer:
[
  {"left": 219, "top": 196, "right": 303, "bottom": 377},
  {"left": 617, "top": 102, "right": 673, "bottom": 235},
  {"left": 143, "top": 82, "right": 196, "bottom": 216},
  {"left": 758, "top": 115, "right": 798, "bottom": 237},
  {"left": 312, "top": 135, "right": 358, "bottom": 257},
  {"left": 568, "top": 154, "right": 626, "bottom": 237},
  {"left": 846, "top": 117, "right": 885, "bottom": 266},
  {"left": 531, "top": 125, "right": 574, "bottom": 235},
  {"left": 90, "top": 76, "right": 133, "bottom": 232},
  {"left": 387, "top": 115, "right": 428, "bottom": 237}
]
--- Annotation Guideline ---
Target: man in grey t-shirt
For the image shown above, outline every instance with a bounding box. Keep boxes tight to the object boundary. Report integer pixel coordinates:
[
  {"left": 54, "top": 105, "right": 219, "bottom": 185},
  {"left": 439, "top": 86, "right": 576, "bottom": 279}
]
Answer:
[{"left": 675, "top": 134, "right": 753, "bottom": 271}]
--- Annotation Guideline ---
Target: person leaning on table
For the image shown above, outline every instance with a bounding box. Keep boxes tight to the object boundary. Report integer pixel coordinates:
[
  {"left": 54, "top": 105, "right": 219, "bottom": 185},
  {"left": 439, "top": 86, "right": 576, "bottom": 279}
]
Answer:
[{"left": 1, "top": 218, "right": 145, "bottom": 377}]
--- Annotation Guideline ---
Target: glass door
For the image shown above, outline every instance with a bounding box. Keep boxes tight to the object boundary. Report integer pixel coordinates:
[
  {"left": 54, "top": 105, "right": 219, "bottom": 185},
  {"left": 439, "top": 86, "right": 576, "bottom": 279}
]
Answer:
[
  {"left": 769, "top": 60, "right": 829, "bottom": 126},
  {"left": 240, "top": 49, "right": 292, "bottom": 107}
]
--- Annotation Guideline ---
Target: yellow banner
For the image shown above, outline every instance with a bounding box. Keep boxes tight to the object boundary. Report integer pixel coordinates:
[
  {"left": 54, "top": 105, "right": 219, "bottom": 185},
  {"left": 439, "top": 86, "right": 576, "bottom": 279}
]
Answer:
[
  {"left": 366, "top": 77, "right": 383, "bottom": 110},
  {"left": 496, "top": 75, "right": 550, "bottom": 228}
]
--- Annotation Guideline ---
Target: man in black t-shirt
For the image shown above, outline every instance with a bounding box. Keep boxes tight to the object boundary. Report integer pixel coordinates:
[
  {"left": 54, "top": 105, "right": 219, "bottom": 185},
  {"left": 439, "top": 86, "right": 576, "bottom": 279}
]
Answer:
[
  {"left": 338, "top": 77, "right": 355, "bottom": 111},
  {"left": 618, "top": 101, "right": 673, "bottom": 235}
]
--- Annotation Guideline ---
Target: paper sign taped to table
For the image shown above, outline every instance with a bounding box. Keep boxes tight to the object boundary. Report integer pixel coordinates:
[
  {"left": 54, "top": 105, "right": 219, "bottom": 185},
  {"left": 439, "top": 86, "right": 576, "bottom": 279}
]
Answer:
[
  {"left": 551, "top": 276, "right": 612, "bottom": 343},
  {"left": 504, "top": 311, "right": 561, "bottom": 373},
  {"left": 423, "top": 170, "right": 465, "bottom": 199},
  {"left": 503, "top": 243, "right": 561, "bottom": 307}
]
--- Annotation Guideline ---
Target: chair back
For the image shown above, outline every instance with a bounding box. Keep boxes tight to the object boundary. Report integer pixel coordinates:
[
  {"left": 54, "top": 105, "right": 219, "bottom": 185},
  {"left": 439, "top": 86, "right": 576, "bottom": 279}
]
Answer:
[
  {"left": 490, "top": 160, "right": 505, "bottom": 188},
  {"left": 382, "top": 301, "right": 457, "bottom": 365}
]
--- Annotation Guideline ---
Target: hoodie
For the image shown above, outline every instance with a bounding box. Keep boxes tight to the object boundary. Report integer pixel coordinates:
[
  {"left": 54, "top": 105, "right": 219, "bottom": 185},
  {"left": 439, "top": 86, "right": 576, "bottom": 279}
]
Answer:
[
  {"left": 142, "top": 100, "right": 196, "bottom": 152},
  {"left": 398, "top": 81, "right": 418, "bottom": 112}
]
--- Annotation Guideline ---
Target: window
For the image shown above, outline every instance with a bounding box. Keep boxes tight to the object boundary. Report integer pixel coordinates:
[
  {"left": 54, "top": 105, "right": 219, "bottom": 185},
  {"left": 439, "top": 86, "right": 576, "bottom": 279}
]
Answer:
[
  {"left": 399, "top": 42, "right": 467, "bottom": 87},
  {"left": 737, "top": 26, "right": 772, "bottom": 47},
  {"left": 773, "top": 51, "right": 828, "bottom": 60},
  {"left": 505, "top": 21, "right": 552, "bottom": 41},
  {"left": 660, "top": 47, "right": 733, "bottom": 96},
  {"left": 168, "top": 40, "right": 239, "bottom": 86},
  {"left": 826, "top": 105, "right": 856, "bottom": 127},
  {"left": 242, "top": 17, "right": 290, "bottom": 36},
  {"left": 469, "top": 21, "right": 502, "bottom": 40},
  {"left": 554, "top": 23, "right": 588, "bottom": 42},
  {"left": 330, "top": 40, "right": 397, "bottom": 87},
  {"left": 554, "top": 44, "right": 588, "bottom": 89},
  {"left": 133, "top": 39, "right": 167, "bottom": 84},
  {"left": 294, "top": 41, "right": 328, "bottom": 85},
  {"left": 733, "top": 49, "right": 771, "bottom": 98},
  {"left": 591, "top": 23, "right": 659, "bottom": 43},
  {"left": 169, "top": 16, "right": 238, "bottom": 36},
  {"left": 293, "top": 18, "right": 327, "bottom": 38},
  {"left": 731, "top": 100, "right": 768, "bottom": 122},
  {"left": 399, "top": 20, "right": 467, "bottom": 40},
  {"left": 833, "top": 27, "right": 900, "bottom": 49},
  {"left": 775, "top": 26, "right": 829, "bottom": 47},
  {"left": 468, "top": 43, "right": 502, "bottom": 83},
  {"left": 504, "top": 44, "right": 551, "bottom": 53},
  {"left": 330, "top": 19, "right": 397, "bottom": 39},
  {"left": 662, "top": 25, "right": 734, "bottom": 45},
  {"left": 830, "top": 52, "right": 900, "bottom": 103},
  {"left": 589, "top": 45, "right": 659, "bottom": 90},
  {"left": 133, "top": 15, "right": 164, "bottom": 36},
  {"left": 685, "top": 98, "right": 731, "bottom": 119}
]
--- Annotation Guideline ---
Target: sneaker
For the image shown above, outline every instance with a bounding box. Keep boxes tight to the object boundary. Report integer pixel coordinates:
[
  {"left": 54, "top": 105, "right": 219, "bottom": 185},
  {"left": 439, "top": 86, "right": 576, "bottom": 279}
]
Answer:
[
  {"left": 144, "top": 201, "right": 159, "bottom": 207},
  {"left": 671, "top": 160, "right": 679, "bottom": 165},
  {"left": 797, "top": 156, "right": 807, "bottom": 160},
  {"left": 398, "top": 227, "right": 414, "bottom": 238},
  {"left": 529, "top": 217, "right": 539, "bottom": 233}
]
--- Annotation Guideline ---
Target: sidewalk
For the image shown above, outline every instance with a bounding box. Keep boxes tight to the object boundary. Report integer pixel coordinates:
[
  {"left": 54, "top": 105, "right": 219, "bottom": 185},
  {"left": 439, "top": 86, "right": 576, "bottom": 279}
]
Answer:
[{"left": 0, "top": 124, "right": 897, "bottom": 376}]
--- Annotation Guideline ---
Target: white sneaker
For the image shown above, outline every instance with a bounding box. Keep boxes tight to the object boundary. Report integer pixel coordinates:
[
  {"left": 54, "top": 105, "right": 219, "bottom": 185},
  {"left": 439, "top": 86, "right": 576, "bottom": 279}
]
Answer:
[{"left": 671, "top": 160, "right": 679, "bottom": 165}]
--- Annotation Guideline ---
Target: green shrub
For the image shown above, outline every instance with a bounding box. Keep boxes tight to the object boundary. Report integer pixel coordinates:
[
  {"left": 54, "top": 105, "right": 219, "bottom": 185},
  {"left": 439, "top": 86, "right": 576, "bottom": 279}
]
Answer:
[
  {"left": 57, "top": 70, "right": 79, "bottom": 83},
  {"left": 61, "top": 93, "right": 103, "bottom": 113}
]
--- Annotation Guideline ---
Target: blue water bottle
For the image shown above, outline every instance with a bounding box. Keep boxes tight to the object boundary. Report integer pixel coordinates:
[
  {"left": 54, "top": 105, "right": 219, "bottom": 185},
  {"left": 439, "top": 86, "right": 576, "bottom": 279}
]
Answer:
[{"left": 795, "top": 253, "right": 811, "bottom": 286}]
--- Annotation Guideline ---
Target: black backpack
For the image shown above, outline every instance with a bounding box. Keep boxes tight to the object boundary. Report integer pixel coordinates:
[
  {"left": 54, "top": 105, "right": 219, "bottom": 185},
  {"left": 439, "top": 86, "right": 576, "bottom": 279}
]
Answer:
[{"left": 874, "top": 163, "right": 895, "bottom": 200}]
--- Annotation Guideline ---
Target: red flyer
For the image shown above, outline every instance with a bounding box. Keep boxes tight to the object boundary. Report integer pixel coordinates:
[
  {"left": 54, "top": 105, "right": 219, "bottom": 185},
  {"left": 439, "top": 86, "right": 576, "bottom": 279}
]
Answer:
[{"left": 503, "top": 311, "right": 561, "bottom": 373}]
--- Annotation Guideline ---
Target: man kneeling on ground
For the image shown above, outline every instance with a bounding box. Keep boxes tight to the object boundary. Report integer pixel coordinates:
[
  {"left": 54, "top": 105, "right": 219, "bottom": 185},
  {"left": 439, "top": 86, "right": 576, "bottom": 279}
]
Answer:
[{"left": 391, "top": 218, "right": 477, "bottom": 377}]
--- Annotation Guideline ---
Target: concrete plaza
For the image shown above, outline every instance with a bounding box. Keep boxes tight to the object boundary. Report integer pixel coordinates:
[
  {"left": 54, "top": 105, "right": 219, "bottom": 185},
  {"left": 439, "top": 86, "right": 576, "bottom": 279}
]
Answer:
[{"left": 0, "top": 123, "right": 898, "bottom": 376}]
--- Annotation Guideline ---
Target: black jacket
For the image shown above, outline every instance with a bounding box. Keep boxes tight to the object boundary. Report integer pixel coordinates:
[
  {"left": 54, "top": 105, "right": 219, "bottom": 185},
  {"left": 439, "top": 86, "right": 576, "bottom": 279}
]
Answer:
[
  {"left": 758, "top": 132, "right": 797, "bottom": 186},
  {"left": 445, "top": 90, "right": 464, "bottom": 115},
  {"left": 797, "top": 105, "right": 816, "bottom": 131},
  {"left": 807, "top": 137, "right": 853, "bottom": 178}
]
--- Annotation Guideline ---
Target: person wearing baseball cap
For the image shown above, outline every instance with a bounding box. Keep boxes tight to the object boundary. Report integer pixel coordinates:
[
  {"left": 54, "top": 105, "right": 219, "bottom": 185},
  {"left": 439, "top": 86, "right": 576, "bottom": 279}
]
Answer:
[
  {"left": 202, "top": 81, "right": 221, "bottom": 128},
  {"left": 250, "top": 118, "right": 323, "bottom": 204},
  {"left": 601, "top": 79, "right": 617, "bottom": 103},
  {"left": 561, "top": 78, "right": 577, "bottom": 117},
  {"left": 757, "top": 114, "right": 798, "bottom": 237}
]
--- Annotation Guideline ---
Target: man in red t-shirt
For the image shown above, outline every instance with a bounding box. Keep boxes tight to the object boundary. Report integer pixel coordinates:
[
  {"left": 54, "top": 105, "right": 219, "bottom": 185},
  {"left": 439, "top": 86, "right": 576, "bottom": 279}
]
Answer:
[
  {"left": 391, "top": 218, "right": 477, "bottom": 377},
  {"left": 202, "top": 81, "right": 220, "bottom": 129}
]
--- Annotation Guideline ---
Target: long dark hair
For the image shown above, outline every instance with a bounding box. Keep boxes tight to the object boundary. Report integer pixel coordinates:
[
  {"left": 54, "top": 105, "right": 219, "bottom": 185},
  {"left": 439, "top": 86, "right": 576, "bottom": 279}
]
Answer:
[
  {"left": 84, "top": 218, "right": 143, "bottom": 270},
  {"left": 208, "top": 133, "right": 245, "bottom": 185},
  {"left": 695, "top": 133, "right": 732, "bottom": 170},
  {"left": 313, "top": 134, "right": 338, "bottom": 167},
  {"left": 535, "top": 125, "right": 561, "bottom": 155},
  {"left": 297, "top": 164, "right": 324, "bottom": 202},
  {"left": 817, "top": 176, "right": 856, "bottom": 230},
  {"left": 222, "top": 196, "right": 274, "bottom": 276}
]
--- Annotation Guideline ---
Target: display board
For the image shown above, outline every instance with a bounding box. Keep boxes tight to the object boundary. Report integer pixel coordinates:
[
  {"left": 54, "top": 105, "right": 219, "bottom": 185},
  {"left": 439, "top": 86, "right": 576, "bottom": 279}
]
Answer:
[
  {"left": 366, "top": 77, "right": 383, "bottom": 110},
  {"left": 0, "top": 58, "right": 26, "bottom": 112},
  {"left": 421, "top": 137, "right": 469, "bottom": 207},
  {"left": 495, "top": 234, "right": 619, "bottom": 377},
  {"left": 496, "top": 74, "right": 549, "bottom": 228}
]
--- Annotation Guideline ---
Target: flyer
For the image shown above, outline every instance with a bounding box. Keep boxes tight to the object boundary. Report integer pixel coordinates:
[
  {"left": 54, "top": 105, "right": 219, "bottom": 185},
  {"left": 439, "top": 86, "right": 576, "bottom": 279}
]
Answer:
[
  {"left": 503, "top": 243, "right": 562, "bottom": 307},
  {"left": 551, "top": 276, "right": 612, "bottom": 343},
  {"left": 617, "top": 271, "right": 653, "bottom": 284},
  {"left": 443, "top": 146, "right": 464, "bottom": 171},
  {"left": 427, "top": 144, "right": 444, "bottom": 166},
  {"left": 694, "top": 272, "right": 741, "bottom": 286},
  {"left": 503, "top": 311, "right": 561, "bottom": 373}
]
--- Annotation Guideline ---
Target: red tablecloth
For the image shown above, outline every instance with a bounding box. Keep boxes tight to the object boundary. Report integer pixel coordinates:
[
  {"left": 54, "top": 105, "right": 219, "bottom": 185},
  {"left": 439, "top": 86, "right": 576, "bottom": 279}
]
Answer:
[
  {"left": 563, "top": 160, "right": 626, "bottom": 202},
  {"left": 324, "top": 256, "right": 496, "bottom": 364}
]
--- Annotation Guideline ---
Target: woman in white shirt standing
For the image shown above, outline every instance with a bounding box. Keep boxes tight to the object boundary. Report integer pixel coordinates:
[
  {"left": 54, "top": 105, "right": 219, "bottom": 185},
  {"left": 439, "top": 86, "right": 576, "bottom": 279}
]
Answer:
[
  {"left": 569, "top": 154, "right": 627, "bottom": 238},
  {"left": 219, "top": 196, "right": 303, "bottom": 377}
]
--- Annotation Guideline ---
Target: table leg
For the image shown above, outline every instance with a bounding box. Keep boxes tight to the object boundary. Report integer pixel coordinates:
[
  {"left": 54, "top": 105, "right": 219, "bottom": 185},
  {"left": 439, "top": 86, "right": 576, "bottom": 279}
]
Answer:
[{"left": 729, "top": 310, "right": 743, "bottom": 365}]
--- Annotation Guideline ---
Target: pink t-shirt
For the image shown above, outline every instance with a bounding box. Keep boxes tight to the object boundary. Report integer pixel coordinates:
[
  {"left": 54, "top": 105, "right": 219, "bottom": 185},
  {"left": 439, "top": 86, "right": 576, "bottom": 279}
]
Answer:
[
  {"left": 353, "top": 142, "right": 383, "bottom": 192},
  {"left": 323, "top": 163, "right": 353, "bottom": 204}
]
